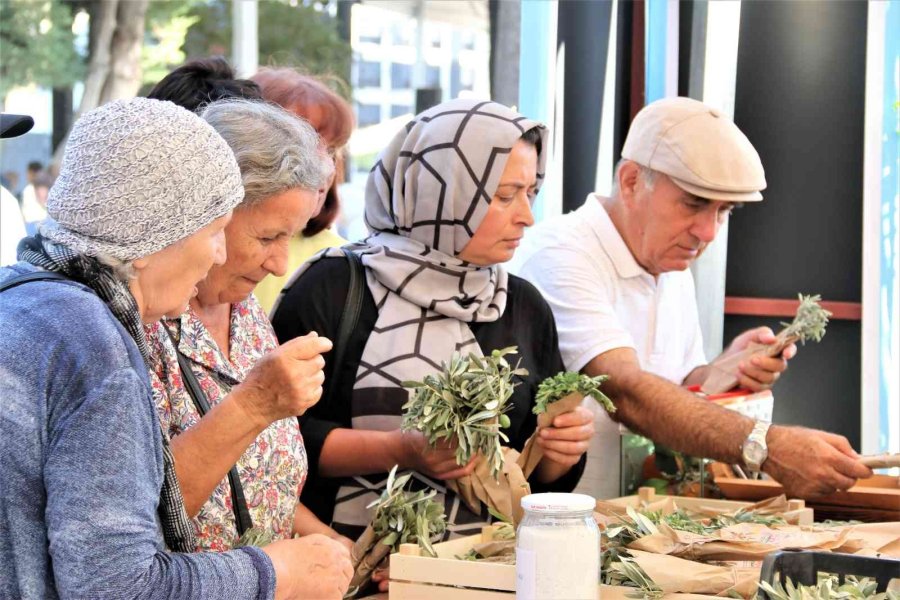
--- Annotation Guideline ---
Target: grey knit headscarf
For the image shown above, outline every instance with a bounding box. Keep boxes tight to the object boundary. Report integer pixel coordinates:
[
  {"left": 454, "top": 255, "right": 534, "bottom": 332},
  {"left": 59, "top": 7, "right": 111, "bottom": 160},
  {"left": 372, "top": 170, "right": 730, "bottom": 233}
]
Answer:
[
  {"left": 42, "top": 97, "right": 244, "bottom": 260},
  {"left": 19, "top": 97, "right": 244, "bottom": 553}
]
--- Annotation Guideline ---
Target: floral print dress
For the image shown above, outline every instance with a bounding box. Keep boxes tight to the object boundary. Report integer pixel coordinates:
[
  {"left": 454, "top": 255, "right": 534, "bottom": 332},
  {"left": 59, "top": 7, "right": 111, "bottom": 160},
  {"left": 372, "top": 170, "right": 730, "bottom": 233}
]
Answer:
[{"left": 146, "top": 295, "right": 307, "bottom": 552}]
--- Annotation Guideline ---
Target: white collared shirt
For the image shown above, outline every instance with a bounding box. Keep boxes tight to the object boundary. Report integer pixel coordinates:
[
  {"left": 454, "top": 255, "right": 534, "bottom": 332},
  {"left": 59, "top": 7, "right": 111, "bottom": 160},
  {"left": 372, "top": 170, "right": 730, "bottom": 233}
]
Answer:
[{"left": 512, "top": 194, "right": 707, "bottom": 383}]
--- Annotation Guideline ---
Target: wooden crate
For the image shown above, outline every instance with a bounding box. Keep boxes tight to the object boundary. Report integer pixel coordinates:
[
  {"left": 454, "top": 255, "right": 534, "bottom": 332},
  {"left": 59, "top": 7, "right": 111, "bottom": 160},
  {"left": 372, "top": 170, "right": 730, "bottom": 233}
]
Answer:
[
  {"left": 390, "top": 526, "right": 515, "bottom": 600},
  {"left": 710, "top": 465, "right": 899, "bottom": 522},
  {"left": 389, "top": 529, "right": 721, "bottom": 600},
  {"left": 389, "top": 489, "right": 812, "bottom": 599},
  {"left": 604, "top": 486, "right": 814, "bottom": 525}
]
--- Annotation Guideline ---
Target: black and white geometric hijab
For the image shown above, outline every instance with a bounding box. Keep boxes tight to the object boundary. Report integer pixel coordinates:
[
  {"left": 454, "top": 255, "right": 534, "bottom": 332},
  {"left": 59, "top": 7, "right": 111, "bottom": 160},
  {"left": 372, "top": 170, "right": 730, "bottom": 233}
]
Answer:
[{"left": 297, "top": 99, "right": 548, "bottom": 537}]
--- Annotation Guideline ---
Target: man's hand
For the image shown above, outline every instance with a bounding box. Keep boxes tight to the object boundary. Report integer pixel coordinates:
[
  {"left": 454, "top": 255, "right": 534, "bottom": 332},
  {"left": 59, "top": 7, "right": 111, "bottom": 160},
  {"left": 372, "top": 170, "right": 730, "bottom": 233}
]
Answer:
[
  {"left": 233, "top": 332, "right": 332, "bottom": 428},
  {"left": 393, "top": 429, "right": 476, "bottom": 480},
  {"left": 264, "top": 534, "right": 353, "bottom": 600},
  {"left": 764, "top": 425, "right": 873, "bottom": 498},
  {"left": 727, "top": 327, "right": 797, "bottom": 391}
]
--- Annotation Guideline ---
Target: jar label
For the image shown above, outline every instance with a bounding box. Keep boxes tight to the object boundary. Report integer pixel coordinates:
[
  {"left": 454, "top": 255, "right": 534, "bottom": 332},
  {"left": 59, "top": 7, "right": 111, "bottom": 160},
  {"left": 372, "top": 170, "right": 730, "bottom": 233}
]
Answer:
[{"left": 515, "top": 547, "right": 536, "bottom": 599}]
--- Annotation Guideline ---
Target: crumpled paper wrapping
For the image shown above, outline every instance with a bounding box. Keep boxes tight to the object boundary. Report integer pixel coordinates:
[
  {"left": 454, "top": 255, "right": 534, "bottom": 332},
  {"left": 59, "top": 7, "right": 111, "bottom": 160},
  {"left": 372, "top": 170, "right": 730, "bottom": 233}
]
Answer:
[
  {"left": 517, "top": 393, "right": 585, "bottom": 477},
  {"left": 448, "top": 446, "right": 530, "bottom": 524}
]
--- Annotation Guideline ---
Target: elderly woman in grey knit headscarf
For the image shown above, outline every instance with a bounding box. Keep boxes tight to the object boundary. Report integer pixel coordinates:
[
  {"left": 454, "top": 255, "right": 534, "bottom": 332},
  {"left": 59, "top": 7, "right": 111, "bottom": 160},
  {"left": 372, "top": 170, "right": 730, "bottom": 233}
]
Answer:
[
  {"left": 271, "top": 99, "right": 596, "bottom": 556},
  {"left": 0, "top": 97, "right": 347, "bottom": 600}
]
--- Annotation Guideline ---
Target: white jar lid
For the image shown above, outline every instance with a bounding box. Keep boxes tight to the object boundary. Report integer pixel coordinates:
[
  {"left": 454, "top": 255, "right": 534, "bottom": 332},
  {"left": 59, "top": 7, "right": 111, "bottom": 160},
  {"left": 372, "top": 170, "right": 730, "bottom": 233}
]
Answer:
[{"left": 520, "top": 492, "right": 595, "bottom": 513}]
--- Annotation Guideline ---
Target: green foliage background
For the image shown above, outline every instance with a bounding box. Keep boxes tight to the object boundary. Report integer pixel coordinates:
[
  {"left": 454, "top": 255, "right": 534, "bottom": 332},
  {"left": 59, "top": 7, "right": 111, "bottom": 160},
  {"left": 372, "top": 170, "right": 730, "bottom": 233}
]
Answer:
[{"left": 0, "top": 0, "right": 83, "bottom": 96}]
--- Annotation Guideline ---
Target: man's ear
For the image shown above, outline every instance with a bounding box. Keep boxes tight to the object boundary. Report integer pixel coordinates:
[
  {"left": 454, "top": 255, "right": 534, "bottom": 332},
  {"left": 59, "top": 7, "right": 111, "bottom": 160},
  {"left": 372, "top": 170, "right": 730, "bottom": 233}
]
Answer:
[{"left": 617, "top": 160, "right": 641, "bottom": 206}]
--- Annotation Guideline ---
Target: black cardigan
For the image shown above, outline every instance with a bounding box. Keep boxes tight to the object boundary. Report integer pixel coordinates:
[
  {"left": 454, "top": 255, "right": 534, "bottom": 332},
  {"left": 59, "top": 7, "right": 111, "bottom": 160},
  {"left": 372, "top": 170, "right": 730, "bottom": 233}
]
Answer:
[{"left": 271, "top": 256, "right": 584, "bottom": 522}]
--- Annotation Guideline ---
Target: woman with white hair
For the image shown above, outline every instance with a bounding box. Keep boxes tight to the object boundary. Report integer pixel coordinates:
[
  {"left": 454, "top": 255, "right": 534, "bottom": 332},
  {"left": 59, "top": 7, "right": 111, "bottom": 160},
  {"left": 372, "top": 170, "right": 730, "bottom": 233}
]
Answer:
[
  {"left": 0, "top": 98, "right": 350, "bottom": 599},
  {"left": 145, "top": 98, "right": 350, "bottom": 556}
]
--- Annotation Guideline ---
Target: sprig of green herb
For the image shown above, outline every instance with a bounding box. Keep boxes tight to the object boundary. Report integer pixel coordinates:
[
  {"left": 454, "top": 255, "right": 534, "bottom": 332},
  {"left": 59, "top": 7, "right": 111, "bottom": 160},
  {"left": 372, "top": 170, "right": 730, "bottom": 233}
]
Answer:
[
  {"left": 534, "top": 371, "right": 615, "bottom": 415},
  {"left": 402, "top": 347, "right": 528, "bottom": 478},
  {"left": 367, "top": 465, "right": 447, "bottom": 556},
  {"left": 780, "top": 294, "right": 831, "bottom": 344}
]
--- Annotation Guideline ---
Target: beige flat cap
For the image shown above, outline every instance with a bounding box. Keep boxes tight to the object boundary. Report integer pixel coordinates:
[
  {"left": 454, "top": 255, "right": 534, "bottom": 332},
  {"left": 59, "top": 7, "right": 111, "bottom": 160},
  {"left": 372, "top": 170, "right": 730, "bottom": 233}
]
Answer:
[{"left": 622, "top": 97, "right": 766, "bottom": 202}]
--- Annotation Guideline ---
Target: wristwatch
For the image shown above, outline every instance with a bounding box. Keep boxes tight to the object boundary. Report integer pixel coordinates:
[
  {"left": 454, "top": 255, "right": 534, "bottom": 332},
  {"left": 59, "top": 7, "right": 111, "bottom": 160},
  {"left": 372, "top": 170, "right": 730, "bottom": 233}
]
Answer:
[{"left": 741, "top": 420, "right": 771, "bottom": 476}]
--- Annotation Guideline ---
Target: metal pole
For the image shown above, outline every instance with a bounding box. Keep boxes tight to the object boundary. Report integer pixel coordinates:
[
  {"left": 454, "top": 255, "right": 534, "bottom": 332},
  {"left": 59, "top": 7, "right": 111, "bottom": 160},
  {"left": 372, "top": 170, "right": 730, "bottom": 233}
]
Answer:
[{"left": 232, "top": 0, "right": 259, "bottom": 78}]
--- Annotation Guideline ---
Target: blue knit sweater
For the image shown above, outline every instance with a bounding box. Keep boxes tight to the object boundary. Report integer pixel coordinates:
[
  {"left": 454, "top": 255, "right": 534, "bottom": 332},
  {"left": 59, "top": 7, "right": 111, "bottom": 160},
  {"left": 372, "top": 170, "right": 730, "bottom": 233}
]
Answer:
[{"left": 0, "top": 264, "right": 275, "bottom": 600}]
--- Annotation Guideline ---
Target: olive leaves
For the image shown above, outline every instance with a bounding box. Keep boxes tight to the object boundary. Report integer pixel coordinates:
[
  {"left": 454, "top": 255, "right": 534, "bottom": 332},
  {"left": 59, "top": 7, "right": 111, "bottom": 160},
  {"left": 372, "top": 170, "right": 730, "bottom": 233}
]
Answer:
[
  {"left": 533, "top": 371, "right": 616, "bottom": 415},
  {"left": 367, "top": 465, "right": 447, "bottom": 556},
  {"left": 401, "top": 347, "right": 528, "bottom": 479}
]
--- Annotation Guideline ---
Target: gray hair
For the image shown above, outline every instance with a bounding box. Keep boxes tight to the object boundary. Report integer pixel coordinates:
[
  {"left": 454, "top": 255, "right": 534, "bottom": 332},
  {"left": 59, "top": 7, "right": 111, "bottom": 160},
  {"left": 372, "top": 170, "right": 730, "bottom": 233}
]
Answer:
[
  {"left": 95, "top": 252, "right": 136, "bottom": 281},
  {"left": 200, "top": 98, "right": 323, "bottom": 206},
  {"left": 611, "top": 158, "right": 657, "bottom": 198}
]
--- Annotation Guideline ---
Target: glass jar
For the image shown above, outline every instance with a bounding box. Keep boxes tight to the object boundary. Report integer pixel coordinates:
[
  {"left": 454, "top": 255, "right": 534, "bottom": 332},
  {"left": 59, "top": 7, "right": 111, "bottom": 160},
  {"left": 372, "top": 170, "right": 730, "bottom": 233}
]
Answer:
[{"left": 515, "top": 493, "right": 600, "bottom": 600}]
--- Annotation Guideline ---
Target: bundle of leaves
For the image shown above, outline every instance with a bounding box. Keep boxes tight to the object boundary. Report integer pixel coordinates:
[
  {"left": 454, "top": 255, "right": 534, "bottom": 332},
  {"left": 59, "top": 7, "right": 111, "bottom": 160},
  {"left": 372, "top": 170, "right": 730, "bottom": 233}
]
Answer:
[
  {"left": 402, "top": 347, "right": 528, "bottom": 478},
  {"left": 349, "top": 466, "right": 446, "bottom": 593},
  {"left": 533, "top": 371, "right": 615, "bottom": 415},
  {"left": 780, "top": 293, "right": 831, "bottom": 344},
  {"left": 602, "top": 506, "right": 788, "bottom": 597},
  {"left": 759, "top": 576, "right": 900, "bottom": 600}
]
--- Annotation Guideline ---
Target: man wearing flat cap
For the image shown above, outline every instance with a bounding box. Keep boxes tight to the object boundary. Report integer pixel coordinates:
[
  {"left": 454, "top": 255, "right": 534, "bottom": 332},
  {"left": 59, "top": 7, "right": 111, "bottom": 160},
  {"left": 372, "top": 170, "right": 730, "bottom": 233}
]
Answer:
[{"left": 514, "top": 97, "right": 871, "bottom": 499}]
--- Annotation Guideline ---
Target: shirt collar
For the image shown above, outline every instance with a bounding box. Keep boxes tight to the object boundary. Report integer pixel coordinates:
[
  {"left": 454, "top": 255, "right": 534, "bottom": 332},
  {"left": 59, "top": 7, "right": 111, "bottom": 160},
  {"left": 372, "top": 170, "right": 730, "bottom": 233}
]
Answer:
[{"left": 580, "top": 194, "right": 649, "bottom": 280}]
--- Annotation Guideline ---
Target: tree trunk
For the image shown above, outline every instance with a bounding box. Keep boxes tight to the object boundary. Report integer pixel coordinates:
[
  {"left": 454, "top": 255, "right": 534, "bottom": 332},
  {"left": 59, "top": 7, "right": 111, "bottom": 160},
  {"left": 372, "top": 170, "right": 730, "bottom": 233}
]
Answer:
[
  {"left": 53, "top": 0, "right": 147, "bottom": 163},
  {"left": 100, "top": 0, "right": 148, "bottom": 104},
  {"left": 78, "top": 0, "right": 118, "bottom": 117}
]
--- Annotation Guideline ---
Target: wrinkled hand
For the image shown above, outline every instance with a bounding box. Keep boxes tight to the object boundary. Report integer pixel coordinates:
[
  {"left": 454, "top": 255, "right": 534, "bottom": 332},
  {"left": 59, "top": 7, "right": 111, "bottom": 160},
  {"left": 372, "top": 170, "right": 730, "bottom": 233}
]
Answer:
[
  {"left": 536, "top": 406, "right": 594, "bottom": 468},
  {"left": 327, "top": 530, "right": 354, "bottom": 553},
  {"left": 727, "top": 327, "right": 797, "bottom": 391},
  {"left": 764, "top": 425, "right": 872, "bottom": 498},
  {"left": 234, "top": 332, "right": 332, "bottom": 428},
  {"left": 395, "top": 429, "right": 476, "bottom": 480},
  {"left": 371, "top": 566, "right": 390, "bottom": 593},
  {"left": 264, "top": 533, "right": 353, "bottom": 600}
]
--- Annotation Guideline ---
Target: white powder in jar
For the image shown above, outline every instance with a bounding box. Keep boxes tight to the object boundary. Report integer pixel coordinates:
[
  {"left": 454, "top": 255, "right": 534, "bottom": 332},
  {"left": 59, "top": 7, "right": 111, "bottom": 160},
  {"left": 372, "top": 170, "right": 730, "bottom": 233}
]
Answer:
[{"left": 516, "top": 522, "right": 599, "bottom": 600}]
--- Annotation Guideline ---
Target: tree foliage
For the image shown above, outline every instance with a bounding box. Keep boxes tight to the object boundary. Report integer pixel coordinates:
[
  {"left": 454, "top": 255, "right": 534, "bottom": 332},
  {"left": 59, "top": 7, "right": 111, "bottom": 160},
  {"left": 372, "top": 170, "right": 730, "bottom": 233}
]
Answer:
[
  {"left": 182, "top": 0, "right": 349, "bottom": 79},
  {"left": 0, "top": 0, "right": 84, "bottom": 96}
]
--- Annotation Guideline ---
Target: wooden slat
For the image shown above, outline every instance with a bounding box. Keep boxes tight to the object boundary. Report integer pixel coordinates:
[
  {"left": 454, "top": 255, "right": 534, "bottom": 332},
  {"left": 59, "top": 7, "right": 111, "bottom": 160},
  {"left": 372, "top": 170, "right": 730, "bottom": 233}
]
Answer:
[{"left": 724, "top": 296, "right": 862, "bottom": 320}]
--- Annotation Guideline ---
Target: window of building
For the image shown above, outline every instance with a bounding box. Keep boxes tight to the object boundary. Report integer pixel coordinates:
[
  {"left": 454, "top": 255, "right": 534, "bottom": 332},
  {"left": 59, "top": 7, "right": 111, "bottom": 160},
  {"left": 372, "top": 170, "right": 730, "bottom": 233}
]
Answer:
[
  {"left": 391, "top": 63, "right": 412, "bottom": 90},
  {"left": 391, "top": 22, "right": 412, "bottom": 46},
  {"left": 390, "top": 104, "right": 412, "bottom": 118},
  {"left": 357, "top": 103, "right": 381, "bottom": 127},
  {"left": 357, "top": 61, "right": 381, "bottom": 88},
  {"left": 461, "top": 31, "right": 476, "bottom": 50},
  {"left": 425, "top": 65, "right": 441, "bottom": 88},
  {"left": 358, "top": 24, "right": 381, "bottom": 44}
]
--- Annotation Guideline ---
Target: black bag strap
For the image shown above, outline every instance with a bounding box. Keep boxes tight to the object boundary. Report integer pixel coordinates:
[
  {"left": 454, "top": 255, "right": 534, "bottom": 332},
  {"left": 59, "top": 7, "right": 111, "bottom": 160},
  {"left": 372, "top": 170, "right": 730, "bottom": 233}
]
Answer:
[
  {"left": 163, "top": 327, "right": 254, "bottom": 537},
  {"left": 326, "top": 249, "right": 365, "bottom": 406},
  {"left": 0, "top": 270, "right": 71, "bottom": 293}
]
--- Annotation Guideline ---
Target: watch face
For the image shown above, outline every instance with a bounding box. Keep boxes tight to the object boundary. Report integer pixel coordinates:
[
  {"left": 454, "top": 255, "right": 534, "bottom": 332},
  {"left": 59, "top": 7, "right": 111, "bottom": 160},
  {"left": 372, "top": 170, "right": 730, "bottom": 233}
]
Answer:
[{"left": 745, "top": 441, "right": 766, "bottom": 465}]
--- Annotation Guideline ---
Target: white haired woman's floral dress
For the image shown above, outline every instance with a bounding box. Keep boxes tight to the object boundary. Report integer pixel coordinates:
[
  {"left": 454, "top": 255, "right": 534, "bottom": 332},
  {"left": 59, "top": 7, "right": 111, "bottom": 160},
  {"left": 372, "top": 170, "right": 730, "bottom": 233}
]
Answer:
[{"left": 146, "top": 296, "right": 307, "bottom": 552}]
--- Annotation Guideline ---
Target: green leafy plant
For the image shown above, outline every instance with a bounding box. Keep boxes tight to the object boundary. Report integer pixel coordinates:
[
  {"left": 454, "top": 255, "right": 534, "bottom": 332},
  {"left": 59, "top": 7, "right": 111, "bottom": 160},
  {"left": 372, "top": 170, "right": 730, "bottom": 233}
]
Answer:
[
  {"left": 349, "top": 465, "right": 447, "bottom": 593},
  {"left": 533, "top": 371, "right": 616, "bottom": 415},
  {"left": 780, "top": 294, "right": 831, "bottom": 344},
  {"left": 234, "top": 527, "right": 275, "bottom": 548},
  {"left": 759, "top": 575, "right": 900, "bottom": 600},
  {"left": 606, "top": 555, "right": 664, "bottom": 599},
  {"left": 367, "top": 465, "right": 446, "bottom": 555},
  {"left": 402, "top": 347, "right": 528, "bottom": 478}
]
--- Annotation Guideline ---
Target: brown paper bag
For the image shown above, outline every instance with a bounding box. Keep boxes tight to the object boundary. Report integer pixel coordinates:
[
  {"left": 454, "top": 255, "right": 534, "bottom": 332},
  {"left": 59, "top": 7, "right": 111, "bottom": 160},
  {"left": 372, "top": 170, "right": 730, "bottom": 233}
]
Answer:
[
  {"left": 626, "top": 549, "right": 760, "bottom": 597},
  {"left": 517, "top": 393, "right": 585, "bottom": 478},
  {"left": 701, "top": 334, "right": 798, "bottom": 394},
  {"left": 448, "top": 446, "right": 531, "bottom": 524}
]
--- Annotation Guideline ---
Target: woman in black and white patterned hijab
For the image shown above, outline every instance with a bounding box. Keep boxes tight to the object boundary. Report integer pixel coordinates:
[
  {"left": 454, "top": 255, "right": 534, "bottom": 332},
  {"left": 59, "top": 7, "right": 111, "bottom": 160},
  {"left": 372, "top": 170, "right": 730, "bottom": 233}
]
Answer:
[{"left": 273, "top": 99, "right": 594, "bottom": 549}]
